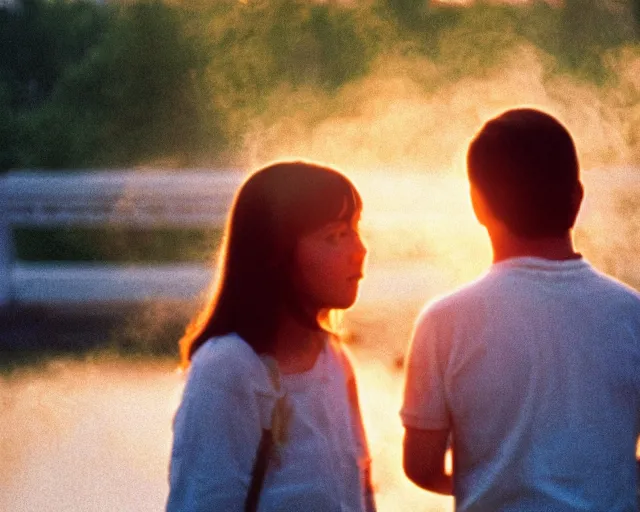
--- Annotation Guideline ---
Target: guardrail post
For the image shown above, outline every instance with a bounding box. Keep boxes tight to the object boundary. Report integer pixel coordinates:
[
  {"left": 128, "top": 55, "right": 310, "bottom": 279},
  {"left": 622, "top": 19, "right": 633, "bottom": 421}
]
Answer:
[
  {"left": 0, "top": 175, "right": 13, "bottom": 306},
  {"left": 0, "top": 221, "right": 12, "bottom": 306}
]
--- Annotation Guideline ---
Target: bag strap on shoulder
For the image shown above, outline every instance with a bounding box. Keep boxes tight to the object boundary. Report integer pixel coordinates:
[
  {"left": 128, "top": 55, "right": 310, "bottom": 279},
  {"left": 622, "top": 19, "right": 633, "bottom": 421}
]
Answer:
[
  {"left": 244, "top": 428, "right": 274, "bottom": 512},
  {"left": 244, "top": 356, "right": 286, "bottom": 512}
]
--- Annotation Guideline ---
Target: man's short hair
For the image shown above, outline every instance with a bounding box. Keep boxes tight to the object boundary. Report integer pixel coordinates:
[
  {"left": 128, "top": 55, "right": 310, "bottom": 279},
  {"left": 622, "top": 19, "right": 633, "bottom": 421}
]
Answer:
[{"left": 467, "top": 108, "right": 581, "bottom": 238}]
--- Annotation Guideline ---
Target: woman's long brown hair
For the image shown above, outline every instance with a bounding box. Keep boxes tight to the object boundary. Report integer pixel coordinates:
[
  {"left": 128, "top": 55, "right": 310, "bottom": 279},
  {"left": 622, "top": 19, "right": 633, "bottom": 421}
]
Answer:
[{"left": 179, "top": 161, "right": 362, "bottom": 367}]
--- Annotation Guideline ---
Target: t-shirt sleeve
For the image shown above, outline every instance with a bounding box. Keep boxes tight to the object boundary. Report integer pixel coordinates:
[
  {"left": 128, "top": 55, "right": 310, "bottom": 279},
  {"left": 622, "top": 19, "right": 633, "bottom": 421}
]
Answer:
[
  {"left": 400, "top": 306, "right": 451, "bottom": 431},
  {"left": 166, "top": 344, "right": 266, "bottom": 512}
]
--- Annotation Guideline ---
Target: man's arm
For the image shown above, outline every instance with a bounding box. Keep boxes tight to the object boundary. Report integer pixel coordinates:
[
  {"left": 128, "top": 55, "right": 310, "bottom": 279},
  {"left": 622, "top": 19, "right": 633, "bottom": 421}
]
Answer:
[{"left": 403, "top": 427, "right": 453, "bottom": 495}]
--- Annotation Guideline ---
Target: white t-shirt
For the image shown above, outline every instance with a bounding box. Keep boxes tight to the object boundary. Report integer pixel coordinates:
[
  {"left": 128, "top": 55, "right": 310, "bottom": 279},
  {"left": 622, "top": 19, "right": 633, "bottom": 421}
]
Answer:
[
  {"left": 166, "top": 333, "right": 371, "bottom": 512},
  {"left": 401, "top": 257, "right": 640, "bottom": 512}
]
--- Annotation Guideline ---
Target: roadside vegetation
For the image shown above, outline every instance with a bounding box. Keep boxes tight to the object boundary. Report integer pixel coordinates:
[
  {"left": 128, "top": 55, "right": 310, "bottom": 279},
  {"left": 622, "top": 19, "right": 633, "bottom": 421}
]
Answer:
[
  {"left": 1, "top": 0, "right": 639, "bottom": 171},
  {"left": 2, "top": 0, "right": 639, "bottom": 369}
]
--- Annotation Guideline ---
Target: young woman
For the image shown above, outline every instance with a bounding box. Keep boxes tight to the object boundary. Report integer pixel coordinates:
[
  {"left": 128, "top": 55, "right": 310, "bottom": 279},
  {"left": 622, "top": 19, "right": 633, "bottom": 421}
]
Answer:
[{"left": 166, "top": 161, "right": 376, "bottom": 512}]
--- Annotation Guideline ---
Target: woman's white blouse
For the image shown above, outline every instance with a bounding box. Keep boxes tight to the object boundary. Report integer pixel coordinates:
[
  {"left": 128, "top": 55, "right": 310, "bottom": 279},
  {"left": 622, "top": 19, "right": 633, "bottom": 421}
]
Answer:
[{"left": 166, "top": 333, "right": 371, "bottom": 512}]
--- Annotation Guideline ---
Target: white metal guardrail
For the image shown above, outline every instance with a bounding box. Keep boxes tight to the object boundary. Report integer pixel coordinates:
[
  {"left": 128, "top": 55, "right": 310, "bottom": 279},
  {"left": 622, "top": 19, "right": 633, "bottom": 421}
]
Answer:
[
  {"left": 4, "top": 167, "right": 636, "bottom": 306},
  {"left": 0, "top": 170, "right": 246, "bottom": 305}
]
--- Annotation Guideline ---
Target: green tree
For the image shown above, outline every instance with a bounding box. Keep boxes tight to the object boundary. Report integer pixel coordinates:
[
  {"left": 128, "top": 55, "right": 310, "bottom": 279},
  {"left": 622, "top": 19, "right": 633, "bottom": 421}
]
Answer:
[
  {"left": 0, "top": 0, "right": 107, "bottom": 110},
  {"left": 632, "top": 0, "right": 640, "bottom": 39},
  {"left": 44, "top": 1, "right": 217, "bottom": 167},
  {"left": 0, "top": 0, "right": 109, "bottom": 169},
  {"left": 559, "top": 0, "right": 627, "bottom": 81},
  {"left": 200, "top": 0, "right": 371, "bottom": 151},
  {"left": 0, "top": 84, "right": 18, "bottom": 171},
  {"left": 384, "top": 0, "right": 428, "bottom": 29},
  {"left": 267, "top": 2, "right": 368, "bottom": 89}
]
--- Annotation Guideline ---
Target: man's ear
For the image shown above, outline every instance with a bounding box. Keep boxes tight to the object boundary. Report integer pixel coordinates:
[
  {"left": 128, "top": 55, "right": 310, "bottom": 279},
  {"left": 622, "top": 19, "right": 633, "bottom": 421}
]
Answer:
[
  {"left": 470, "top": 184, "right": 491, "bottom": 227},
  {"left": 572, "top": 181, "right": 584, "bottom": 215}
]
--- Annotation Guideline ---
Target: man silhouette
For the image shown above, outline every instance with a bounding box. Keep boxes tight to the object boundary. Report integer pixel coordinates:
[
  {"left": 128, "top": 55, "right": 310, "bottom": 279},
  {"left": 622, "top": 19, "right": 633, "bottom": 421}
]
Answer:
[{"left": 401, "top": 108, "right": 640, "bottom": 511}]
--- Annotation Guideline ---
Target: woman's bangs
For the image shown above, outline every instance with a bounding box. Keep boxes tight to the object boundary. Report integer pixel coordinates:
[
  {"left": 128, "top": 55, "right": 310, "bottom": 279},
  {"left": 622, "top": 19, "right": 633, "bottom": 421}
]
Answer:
[{"left": 295, "top": 176, "right": 361, "bottom": 233}]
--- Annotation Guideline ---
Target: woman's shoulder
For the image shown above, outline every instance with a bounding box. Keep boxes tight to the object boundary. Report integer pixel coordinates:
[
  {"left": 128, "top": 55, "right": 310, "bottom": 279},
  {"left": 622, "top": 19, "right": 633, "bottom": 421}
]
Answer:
[
  {"left": 325, "top": 337, "right": 356, "bottom": 381},
  {"left": 192, "top": 332, "right": 256, "bottom": 365},
  {"left": 189, "top": 333, "right": 274, "bottom": 394}
]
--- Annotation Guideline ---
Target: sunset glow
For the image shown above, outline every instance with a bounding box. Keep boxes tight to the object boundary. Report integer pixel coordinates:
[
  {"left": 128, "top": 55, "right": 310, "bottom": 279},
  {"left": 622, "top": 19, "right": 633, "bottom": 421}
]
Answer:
[{"left": 3, "top": 0, "right": 639, "bottom": 509}]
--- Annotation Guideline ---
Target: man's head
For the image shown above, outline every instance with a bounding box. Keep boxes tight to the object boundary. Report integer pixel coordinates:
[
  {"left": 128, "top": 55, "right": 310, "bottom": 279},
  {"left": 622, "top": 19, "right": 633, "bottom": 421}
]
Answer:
[{"left": 467, "top": 108, "right": 582, "bottom": 239}]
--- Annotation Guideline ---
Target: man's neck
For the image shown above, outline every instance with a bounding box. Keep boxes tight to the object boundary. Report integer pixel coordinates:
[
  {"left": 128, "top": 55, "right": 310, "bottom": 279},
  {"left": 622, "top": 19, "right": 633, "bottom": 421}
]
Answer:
[{"left": 490, "top": 231, "right": 581, "bottom": 264}]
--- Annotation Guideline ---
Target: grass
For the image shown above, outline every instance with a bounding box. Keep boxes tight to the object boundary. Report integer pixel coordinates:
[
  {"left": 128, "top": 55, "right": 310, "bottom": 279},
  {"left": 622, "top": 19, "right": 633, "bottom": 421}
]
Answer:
[
  {"left": 0, "top": 348, "right": 179, "bottom": 378},
  {"left": 0, "top": 301, "right": 191, "bottom": 377}
]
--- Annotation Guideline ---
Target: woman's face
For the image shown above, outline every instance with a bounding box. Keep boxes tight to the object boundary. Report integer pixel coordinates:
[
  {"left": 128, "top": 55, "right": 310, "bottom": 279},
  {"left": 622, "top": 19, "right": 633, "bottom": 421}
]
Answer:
[{"left": 293, "top": 212, "right": 367, "bottom": 311}]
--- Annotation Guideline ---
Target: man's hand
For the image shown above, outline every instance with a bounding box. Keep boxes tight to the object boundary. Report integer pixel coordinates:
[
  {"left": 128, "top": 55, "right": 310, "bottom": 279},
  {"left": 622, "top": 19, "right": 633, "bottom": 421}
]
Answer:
[{"left": 403, "top": 427, "right": 453, "bottom": 495}]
